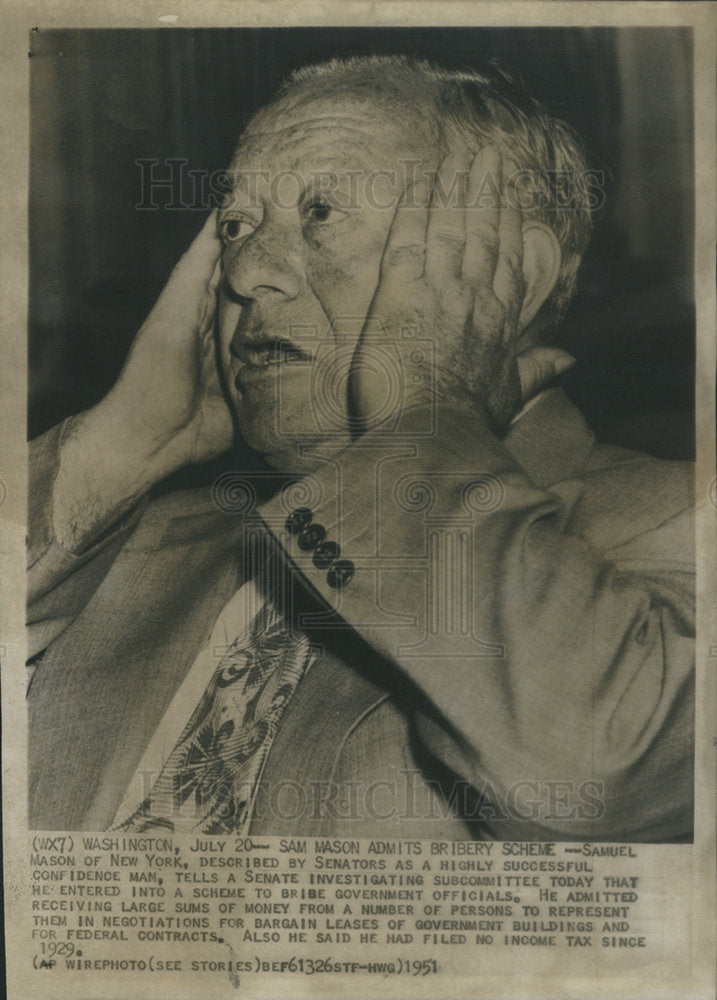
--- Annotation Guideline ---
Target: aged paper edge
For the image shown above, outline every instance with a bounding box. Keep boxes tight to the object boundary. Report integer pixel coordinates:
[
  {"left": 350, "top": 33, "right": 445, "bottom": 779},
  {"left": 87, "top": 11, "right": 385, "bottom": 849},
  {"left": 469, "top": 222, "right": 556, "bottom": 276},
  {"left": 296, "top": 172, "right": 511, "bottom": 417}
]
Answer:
[{"left": 1, "top": 3, "right": 715, "bottom": 999}]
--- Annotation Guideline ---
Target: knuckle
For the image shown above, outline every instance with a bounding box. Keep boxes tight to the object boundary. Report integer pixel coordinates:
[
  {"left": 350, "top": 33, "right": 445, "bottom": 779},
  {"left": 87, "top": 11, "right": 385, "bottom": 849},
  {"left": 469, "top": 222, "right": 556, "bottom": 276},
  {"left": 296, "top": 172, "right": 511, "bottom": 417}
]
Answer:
[
  {"left": 430, "top": 227, "right": 465, "bottom": 249},
  {"left": 468, "top": 220, "right": 499, "bottom": 247},
  {"left": 383, "top": 244, "right": 424, "bottom": 271},
  {"left": 468, "top": 237, "right": 500, "bottom": 266}
]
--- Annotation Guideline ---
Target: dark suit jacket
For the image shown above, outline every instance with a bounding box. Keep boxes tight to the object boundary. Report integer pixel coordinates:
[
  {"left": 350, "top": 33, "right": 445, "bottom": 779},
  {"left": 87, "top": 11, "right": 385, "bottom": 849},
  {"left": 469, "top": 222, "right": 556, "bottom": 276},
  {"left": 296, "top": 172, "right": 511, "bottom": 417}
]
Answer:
[{"left": 27, "top": 390, "right": 694, "bottom": 840}]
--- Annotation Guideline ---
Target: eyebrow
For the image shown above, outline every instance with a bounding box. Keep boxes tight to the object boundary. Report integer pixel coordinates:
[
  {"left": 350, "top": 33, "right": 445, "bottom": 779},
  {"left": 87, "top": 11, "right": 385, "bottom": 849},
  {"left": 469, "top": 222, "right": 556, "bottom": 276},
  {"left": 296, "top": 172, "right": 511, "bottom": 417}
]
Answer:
[{"left": 219, "top": 152, "right": 372, "bottom": 213}]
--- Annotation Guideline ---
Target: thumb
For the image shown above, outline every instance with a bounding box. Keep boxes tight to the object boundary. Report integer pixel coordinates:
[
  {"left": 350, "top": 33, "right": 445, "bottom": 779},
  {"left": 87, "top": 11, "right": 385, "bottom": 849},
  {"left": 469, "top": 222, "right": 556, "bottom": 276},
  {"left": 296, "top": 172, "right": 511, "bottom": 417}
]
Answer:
[
  {"left": 150, "top": 210, "right": 222, "bottom": 326},
  {"left": 517, "top": 347, "right": 575, "bottom": 404}
]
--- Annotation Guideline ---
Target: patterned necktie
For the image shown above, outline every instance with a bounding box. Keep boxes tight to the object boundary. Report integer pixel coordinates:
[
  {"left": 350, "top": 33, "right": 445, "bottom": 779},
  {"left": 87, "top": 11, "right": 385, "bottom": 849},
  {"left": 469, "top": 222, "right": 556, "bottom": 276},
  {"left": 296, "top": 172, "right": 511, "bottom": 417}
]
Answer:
[{"left": 116, "top": 601, "right": 317, "bottom": 835}]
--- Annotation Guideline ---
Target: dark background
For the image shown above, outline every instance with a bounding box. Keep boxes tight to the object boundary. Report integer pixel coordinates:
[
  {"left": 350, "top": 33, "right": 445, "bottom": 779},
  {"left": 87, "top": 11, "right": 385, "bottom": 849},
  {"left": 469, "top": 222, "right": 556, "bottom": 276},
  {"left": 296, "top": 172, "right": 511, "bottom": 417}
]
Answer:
[{"left": 29, "top": 27, "right": 695, "bottom": 464}]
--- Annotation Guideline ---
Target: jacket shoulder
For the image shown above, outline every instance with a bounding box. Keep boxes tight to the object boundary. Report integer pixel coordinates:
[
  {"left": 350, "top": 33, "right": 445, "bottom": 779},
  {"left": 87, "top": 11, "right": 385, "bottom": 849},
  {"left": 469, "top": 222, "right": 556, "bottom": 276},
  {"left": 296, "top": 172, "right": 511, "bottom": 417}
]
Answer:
[{"left": 567, "top": 443, "right": 693, "bottom": 562}]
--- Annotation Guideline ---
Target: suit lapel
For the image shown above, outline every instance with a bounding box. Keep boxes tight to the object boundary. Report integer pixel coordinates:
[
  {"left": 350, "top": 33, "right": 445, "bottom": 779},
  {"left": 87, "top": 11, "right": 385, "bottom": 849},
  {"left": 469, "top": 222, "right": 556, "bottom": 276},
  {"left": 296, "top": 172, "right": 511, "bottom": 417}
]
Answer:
[{"left": 249, "top": 648, "right": 389, "bottom": 836}]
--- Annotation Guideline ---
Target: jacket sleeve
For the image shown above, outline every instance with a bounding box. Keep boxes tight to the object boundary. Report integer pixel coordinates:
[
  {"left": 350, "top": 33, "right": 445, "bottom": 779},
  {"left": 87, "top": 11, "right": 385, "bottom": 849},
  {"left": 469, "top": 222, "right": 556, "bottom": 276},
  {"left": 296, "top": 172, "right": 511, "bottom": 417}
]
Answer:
[
  {"left": 255, "top": 405, "right": 694, "bottom": 841},
  {"left": 27, "top": 423, "right": 145, "bottom": 660}
]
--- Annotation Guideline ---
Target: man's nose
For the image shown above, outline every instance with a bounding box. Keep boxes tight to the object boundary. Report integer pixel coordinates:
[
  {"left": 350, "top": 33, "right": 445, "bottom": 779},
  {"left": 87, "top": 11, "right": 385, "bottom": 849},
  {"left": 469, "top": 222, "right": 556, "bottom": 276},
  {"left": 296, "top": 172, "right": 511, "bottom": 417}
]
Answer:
[{"left": 222, "top": 221, "right": 303, "bottom": 302}]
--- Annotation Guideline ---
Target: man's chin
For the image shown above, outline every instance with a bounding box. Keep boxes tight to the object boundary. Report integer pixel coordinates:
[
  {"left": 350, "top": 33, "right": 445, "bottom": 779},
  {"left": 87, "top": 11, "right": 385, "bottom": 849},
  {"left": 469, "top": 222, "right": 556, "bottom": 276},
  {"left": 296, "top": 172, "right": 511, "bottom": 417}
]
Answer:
[{"left": 238, "top": 417, "right": 350, "bottom": 474}]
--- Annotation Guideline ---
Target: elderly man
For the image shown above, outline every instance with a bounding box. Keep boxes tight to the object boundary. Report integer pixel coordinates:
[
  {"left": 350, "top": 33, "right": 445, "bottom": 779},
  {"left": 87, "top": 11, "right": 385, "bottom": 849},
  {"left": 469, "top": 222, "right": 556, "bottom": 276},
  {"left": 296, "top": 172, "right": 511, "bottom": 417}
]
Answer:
[{"left": 27, "top": 56, "right": 694, "bottom": 841}]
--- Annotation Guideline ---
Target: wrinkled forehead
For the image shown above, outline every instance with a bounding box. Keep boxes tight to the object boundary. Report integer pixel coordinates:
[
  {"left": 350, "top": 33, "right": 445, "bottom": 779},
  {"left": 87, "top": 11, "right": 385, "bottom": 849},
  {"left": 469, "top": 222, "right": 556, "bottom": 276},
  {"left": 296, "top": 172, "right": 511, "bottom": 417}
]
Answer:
[{"left": 230, "top": 89, "right": 439, "bottom": 175}]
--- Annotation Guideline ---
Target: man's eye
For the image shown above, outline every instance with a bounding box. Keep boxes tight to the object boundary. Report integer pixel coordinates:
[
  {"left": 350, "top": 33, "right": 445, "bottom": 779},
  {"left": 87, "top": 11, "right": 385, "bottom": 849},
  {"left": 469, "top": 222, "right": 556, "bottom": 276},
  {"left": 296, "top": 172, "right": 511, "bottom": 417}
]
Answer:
[
  {"left": 219, "top": 217, "right": 253, "bottom": 243},
  {"left": 303, "top": 199, "right": 343, "bottom": 225}
]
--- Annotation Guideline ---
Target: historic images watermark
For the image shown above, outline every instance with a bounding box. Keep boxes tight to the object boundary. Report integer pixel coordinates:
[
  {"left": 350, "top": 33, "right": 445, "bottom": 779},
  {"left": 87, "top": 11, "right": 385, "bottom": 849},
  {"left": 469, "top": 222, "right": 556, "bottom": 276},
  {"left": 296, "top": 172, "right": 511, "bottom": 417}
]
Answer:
[
  {"left": 134, "top": 160, "right": 607, "bottom": 214},
  {"left": 121, "top": 769, "right": 606, "bottom": 829}
]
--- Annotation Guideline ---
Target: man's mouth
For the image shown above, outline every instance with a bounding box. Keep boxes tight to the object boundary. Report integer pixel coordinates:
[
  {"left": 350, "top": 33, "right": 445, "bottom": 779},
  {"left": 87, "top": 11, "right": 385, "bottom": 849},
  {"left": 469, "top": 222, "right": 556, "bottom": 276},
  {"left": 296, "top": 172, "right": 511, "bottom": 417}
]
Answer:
[{"left": 234, "top": 339, "right": 312, "bottom": 388}]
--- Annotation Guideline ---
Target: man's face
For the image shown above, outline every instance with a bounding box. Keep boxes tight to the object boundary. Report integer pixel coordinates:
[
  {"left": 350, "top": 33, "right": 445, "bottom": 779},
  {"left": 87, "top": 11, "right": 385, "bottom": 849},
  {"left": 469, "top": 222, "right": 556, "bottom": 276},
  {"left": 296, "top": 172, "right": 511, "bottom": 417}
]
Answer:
[{"left": 217, "top": 91, "right": 435, "bottom": 471}]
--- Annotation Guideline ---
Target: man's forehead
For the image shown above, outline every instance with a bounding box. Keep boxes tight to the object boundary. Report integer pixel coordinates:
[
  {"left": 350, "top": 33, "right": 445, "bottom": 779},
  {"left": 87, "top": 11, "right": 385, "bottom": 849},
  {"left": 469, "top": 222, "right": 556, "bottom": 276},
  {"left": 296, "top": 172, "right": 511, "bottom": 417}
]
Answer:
[{"left": 230, "top": 91, "right": 432, "bottom": 173}]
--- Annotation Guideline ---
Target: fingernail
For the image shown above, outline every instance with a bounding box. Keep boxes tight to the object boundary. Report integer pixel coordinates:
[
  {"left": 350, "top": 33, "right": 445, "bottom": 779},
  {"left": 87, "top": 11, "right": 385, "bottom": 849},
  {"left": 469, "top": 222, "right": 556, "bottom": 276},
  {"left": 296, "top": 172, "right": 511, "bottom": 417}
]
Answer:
[{"left": 553, "top": 354, "right": 576, "bottom": 375}]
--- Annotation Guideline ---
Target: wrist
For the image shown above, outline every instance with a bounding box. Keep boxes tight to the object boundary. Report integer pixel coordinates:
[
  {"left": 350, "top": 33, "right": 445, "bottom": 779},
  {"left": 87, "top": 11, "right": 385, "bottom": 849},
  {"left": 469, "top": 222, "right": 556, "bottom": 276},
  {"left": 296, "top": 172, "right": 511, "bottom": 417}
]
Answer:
[
  {"left": 52, "top": 397, "right": 183, "bottom": 554},
  {"left": 97, "top": 390, "right": 193, "bottom": 483}
]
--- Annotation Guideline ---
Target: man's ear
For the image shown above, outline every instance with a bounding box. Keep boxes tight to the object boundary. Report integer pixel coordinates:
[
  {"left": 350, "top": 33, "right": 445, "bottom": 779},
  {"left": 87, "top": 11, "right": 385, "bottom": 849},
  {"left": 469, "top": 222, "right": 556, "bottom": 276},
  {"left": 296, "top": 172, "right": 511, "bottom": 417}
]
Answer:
[{"left": 518, "top": 221, "right": 562, "bottom": 331}]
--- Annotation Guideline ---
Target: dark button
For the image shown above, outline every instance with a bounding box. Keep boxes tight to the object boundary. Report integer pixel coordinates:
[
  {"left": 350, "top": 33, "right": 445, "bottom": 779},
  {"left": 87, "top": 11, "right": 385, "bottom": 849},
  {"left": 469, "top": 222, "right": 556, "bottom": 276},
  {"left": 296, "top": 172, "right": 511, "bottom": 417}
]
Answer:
[
  {"left": 327, "top": 559, "right": 355, "bottom": 589},
  {"left": 313, "top": 540, "right": 341, "bottom": 569},
  {"left": 297, "top": 523, "right": 326, "bottom": 551},
  {"left": 285, "top": 507, "right": 313, "bottom": 535}
]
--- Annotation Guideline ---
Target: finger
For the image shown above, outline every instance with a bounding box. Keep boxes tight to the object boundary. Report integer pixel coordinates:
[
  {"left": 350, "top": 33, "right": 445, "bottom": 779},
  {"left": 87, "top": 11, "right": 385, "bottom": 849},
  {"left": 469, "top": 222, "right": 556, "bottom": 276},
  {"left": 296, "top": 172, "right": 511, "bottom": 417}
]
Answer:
[
  {"left": 517, "top": 347, "right": 575, "bottom": 404},
  {"left": 148, "top": 211, "right": 222, "bottom": 326},
  {"left": 492, "top": 196, "right": 524, "bottom": 323},
  {"left": 426, "top": 148, "right": 469, "bottom": 277},
  {"left": 379, "top": 175, "right": 431, "bottom": 282},
  {"left": 198, "top": 258, "right": 224, "bottom": 333},
  {"left": 171, "top": 210, "right": 222, "bottom": 287},
  {"left": 463, "top": 147, "right": 502, "bottom": 287}
]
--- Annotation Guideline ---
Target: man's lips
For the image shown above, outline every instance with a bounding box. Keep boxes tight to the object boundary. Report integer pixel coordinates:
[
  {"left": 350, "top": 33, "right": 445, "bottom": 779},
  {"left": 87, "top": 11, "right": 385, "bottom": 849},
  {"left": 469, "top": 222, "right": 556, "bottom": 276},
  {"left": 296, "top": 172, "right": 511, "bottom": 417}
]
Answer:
[
  {"left": 233, "top": 340, "right": 312, "bottom": 389},
  {"left": 234, "top": 338, "right": 311, "bottom": 365}
]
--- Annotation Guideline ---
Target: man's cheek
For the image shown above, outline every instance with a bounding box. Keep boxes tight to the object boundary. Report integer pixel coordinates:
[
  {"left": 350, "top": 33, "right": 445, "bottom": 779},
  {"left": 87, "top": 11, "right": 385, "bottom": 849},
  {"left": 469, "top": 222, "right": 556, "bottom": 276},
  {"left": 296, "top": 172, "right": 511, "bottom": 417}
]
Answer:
[{"left": 305, "top": 244, "right": 383, "bottom": 329}]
